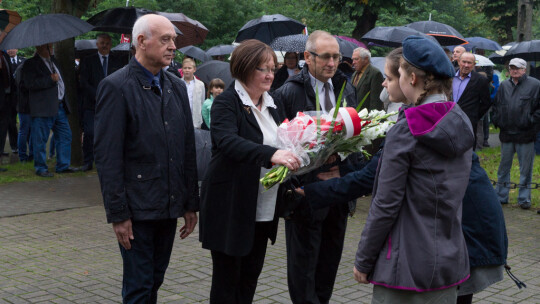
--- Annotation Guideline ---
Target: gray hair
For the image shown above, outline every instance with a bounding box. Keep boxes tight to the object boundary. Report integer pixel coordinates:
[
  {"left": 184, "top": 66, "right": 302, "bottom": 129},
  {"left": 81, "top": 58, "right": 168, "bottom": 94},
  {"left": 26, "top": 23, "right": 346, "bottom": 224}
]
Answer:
[
  {"left": 305, "top": 30, "right": 335, "bottom": 53},
  {"left": 132, "top": 15, "right": 153, "bottom": 48},
  {"left": 354, "top": 47, "right": 371, "bottom": 59}
]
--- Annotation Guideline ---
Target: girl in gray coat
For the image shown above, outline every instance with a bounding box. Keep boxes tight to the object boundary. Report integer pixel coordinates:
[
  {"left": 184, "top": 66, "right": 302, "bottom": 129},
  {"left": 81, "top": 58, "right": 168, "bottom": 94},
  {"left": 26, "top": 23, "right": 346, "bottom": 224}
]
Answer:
[{"left": 354, "top": 36, "right": 475, "bottom": 303}]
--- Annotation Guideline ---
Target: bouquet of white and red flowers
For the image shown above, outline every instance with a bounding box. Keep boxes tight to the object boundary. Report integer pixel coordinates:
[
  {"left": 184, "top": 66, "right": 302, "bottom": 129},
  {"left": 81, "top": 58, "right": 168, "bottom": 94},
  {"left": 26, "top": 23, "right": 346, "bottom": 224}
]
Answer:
[{"left": 260, "top": 86, "right": 396, "bottom": 190}]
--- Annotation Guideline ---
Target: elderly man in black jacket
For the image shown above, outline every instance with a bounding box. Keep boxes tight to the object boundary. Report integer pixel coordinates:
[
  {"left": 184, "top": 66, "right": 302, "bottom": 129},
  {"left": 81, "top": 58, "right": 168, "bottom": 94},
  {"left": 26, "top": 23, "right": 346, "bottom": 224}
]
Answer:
[
  {"left": 94, "top": 14, "right": 199, "bottom": 303},
  {"left": 273, "top": 30, "right": 357, "bottom": 304}
]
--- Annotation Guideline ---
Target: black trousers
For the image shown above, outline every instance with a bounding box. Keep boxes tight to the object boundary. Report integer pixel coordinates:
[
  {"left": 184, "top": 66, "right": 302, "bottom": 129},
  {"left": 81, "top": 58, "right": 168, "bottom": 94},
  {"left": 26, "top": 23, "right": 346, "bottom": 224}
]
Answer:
[
  {"left": 210, "top": 221, "right": 273, "bottom": 304},
  {"left": 0, "top": 99, "right": 9, "bottom": 154},
  {"left": 119, "top": 219, "right": 177, "bottom": 304},
  {"left": 82, "top": 110, "right": 95, "bottom": 166},
  {"left": 285, "top": 201, "right": 348, "bottom": 304},
  {"left": 6, "top": 93, "right": 17, "bottom": 150}
]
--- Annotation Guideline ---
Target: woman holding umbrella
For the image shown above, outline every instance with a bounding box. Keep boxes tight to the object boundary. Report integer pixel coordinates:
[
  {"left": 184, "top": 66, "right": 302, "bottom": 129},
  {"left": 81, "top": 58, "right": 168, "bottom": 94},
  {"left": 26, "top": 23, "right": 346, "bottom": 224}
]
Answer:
[{"left": 199, "top": 39, "right": 300, "bottom": 304}]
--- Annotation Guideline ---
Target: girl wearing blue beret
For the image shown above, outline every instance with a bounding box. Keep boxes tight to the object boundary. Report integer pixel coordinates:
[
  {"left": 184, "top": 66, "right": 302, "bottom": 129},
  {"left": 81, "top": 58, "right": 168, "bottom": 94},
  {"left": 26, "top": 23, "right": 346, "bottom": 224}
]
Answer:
[{"left": 354, "top": 36, "right": 475, "bottom": 303}]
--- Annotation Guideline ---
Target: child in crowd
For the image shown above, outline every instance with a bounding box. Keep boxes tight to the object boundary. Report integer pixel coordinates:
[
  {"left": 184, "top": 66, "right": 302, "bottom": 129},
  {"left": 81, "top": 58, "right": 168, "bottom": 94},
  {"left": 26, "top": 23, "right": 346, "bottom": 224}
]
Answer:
[{"left": 201, "top": 78, "right": 225, "bottom": 129}]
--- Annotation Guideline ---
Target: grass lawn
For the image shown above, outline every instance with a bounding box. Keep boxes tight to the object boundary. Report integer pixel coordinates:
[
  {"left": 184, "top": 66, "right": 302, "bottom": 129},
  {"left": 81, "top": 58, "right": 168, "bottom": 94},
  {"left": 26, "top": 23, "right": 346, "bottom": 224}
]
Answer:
[
  {"left": 0, "top": 160, "right": 94, "bottom": 184},
  {"left": 476, "top": 146, "right": 540, "bottom": 209}
]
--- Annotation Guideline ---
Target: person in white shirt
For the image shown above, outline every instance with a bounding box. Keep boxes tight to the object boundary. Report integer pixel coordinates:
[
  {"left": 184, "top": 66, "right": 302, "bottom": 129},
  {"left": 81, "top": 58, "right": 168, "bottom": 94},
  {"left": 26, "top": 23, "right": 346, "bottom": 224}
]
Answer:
[{"left": 181, "top": 58, "right": 205, "bottom": 128}]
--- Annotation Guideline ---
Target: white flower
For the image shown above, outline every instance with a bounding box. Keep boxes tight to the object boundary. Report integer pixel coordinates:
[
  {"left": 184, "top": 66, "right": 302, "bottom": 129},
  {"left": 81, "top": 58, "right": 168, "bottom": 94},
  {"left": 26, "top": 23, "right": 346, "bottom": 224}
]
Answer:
[{"left": 358, "top": 108, "right": 369, "bottom": 118}]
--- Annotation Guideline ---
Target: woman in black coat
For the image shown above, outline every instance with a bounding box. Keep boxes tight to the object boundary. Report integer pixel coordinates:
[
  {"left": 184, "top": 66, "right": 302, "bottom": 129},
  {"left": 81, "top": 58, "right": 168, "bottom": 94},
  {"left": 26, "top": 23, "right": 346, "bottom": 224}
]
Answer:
[{"left": 199, "top": 40, "right": 301, "bottom": 304}]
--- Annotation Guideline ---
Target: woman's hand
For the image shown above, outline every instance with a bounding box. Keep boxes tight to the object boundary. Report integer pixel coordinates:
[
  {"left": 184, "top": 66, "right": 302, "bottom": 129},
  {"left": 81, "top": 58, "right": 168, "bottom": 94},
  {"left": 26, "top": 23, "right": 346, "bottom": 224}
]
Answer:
[
  {"left": 271, "top": 150, "right": 301, "bottom": 171},
  {"left": 353, "top": 267, "right": 369, "bottom": 284}
]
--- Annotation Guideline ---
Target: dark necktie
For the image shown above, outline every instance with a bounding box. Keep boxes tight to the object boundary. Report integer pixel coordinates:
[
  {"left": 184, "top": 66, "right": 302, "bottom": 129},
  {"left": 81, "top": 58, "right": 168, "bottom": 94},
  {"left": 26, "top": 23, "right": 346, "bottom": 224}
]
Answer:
[
  {"left": 102, "top": 56, "right": 108, "bottom": 77},
  {"left": 11, "top": 58, "right": 15, "bottom": 64},
  {"left": 323, "top": 82, "right": 332, "bottom": 112}
]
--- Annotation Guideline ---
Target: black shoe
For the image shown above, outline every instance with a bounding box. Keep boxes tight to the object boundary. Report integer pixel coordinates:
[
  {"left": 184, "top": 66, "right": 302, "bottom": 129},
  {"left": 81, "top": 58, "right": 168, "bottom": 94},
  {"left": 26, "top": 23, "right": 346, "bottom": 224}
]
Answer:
[
  {"left": 57, "top": 167, "right": 80, "bottom": 173},
  {"left": 36, "top": 170, "right": 54, "bottom": 177},
  {"left": 1, "top": 152, "right": 8, "bottom": 156},
  {"left": 80, "top": 164, "right": 93, "bottom": 172},
  {"left": 0, "top": 167, "right": 7, "bottom": 172},
  {"left": 483, "top": 141, "right": 490, "bottom": 147},
  {"left": 500, "top": 201, "right": 508, "bottom": 205},
  {"left": 11, "top": 149, "right": 18, "bottom": 154},
  {"left": 537, "top": 210, "right": 540, "bottom": 214},
  {"left": 519, "top": 203, "right": 531, "bottom": 210}
]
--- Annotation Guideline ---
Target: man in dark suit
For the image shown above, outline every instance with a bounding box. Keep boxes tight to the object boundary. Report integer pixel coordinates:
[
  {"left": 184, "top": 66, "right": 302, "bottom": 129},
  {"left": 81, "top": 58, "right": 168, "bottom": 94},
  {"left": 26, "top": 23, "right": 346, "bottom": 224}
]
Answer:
[
  {"left": 453, "top": 52, "right": 491, "bottom": 147},
  {"left": 79, "top": 33, "right": 122, "bottom": 171},
  {"left": 1, "top": 49, "right": 23, "bottom": 156},
  {"left": 0, "top": 50, "right": 10, "bottom": 171},
  {"left": 94, "top": 15, "right": 199, "bottom": 303},
  {"left": 351, "top": 47, "right": 384, "bottom": 111},
  {"left": 22, "top": 43, "right": 77, "bottom": 177}
]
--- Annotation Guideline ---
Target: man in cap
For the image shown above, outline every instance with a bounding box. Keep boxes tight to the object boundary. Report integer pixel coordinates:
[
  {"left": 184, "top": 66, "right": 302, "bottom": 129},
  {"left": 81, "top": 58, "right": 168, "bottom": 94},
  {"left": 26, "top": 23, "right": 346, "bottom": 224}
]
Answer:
[
  {"left": 94, "top": 14, "right": 199, "bottom": 303},
  {"left": 452, "top": 52, "right": 491, "bottom": 148},
  {"left": 273, "top": 30, "right": 358, "bottom": 304},
  {"left": 492, "top": 58, "right": 540, "bottom": 209}
]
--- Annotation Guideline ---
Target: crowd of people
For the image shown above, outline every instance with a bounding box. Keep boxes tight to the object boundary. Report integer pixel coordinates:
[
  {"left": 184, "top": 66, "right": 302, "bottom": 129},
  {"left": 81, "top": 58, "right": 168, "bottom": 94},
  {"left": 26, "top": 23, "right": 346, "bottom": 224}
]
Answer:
[{"left": 0, "top": 12, "right": 536, "bottom": 304}]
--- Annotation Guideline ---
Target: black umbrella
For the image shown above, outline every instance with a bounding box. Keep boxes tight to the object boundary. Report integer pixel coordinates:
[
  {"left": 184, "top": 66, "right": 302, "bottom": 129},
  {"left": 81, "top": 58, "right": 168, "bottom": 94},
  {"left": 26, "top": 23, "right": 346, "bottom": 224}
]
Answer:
[
  {"left": 270, "top": 34, "right": 307, "bottom": 52},
  {"left": 406, "top": 21, "right": 467, "bottom": 46},
  {"left": 87, "top": 7, "right": 154, "bottom": 34},
  {"left": 75, "top": 39, "right": 97, "bottom": 58},
  {"left": 206, "top": 44, "right": 236, "bottom": 57},
  {"left": 0, "top": 14, "right": 93, "bottom": 49},
  {"left": 194, "top": 60, "right": 233, "bottom": 88},
  {"left": 157, "top": 12, "right": 208, "bottom": 48},
  {"left": 464, "top": 37, "right": 502, "bottom": 51},
  {"left": 179, "top": 45, "right": 210, "bottom": 62},
  {"left": 235, "top": 14, "right": 305, "bottom": 44},
  {"left": 361, "top": 26, "right": 439, "bottom": 47},
  {"left": 194, "top": 129, "right": 212, "bottom": 181},
  {"left": 335, "top": 36, "right": 358, "bottom": 58},
  {"left": 504, "top": 40, "right": 540, "bottom": 61},
  {"left": 488, "top": 53, "right": 506, "bottom": 65}
]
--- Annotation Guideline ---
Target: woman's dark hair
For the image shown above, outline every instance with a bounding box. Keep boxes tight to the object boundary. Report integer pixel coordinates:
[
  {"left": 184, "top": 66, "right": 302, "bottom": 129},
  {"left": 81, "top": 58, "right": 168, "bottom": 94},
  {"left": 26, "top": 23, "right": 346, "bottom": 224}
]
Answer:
[
  {"left": 400, "top": 57, "right": 452, "bottom": 106},
  {"left": 207, "top": 78, "right": 225, "bottom": 98},
  {"left": 230, "top": 39, "right": 277, "bottom": 84},
  {"left": 385, "top": 47, "right": 402, "bottom": 78}
]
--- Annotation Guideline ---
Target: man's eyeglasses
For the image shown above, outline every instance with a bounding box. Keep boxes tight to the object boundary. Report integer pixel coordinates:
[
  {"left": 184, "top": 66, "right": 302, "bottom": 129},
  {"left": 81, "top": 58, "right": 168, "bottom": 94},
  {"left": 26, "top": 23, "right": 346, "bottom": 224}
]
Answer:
[
  {"left": 309, "top": 51, "right": 342, "bottom": 62},
  {"left": 255, "top": 67, "right": 277, "bottom": 74}
]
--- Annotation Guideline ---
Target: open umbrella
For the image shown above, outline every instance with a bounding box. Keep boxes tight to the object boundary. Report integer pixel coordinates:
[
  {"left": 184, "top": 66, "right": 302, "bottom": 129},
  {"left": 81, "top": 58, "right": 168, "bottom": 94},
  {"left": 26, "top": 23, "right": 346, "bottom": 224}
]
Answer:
[
  {"left": 335, "top": 36, "right": 358, "bottom": 58},
  {"left": 0, "top": 9, "right": 22, "bottom": 33},
  {"left": 0, "top": 14, "right": 93, "bottom": 49},
  {"left": 370, "top": 57, "right": 386, "bottom": 74},
  {"left": 111, "top": 42, "right": 132, "bottom": 52},
  {"left": 488, "top": 53, "right": 506, "bottom": 65},
  {"left": 194, "top": 60, "right": 233, "bottom": 87},
  {"left": 464, "top": 37, "right": 502, "bottom": 51},
  {"left": 270, "top": 34, "right": 307, "bottom": 52},
  {"left": 235, "top": 14, "right": 305, "bottom": 44},
  {"left": 206, "top": 44, "right": 236, "bottom": 57},
  {"left": 474, "top": 54, "right": 495, "bottom": 67},
  {"left": 75, "top": 39, "right": 97, "bottom": 58},
  {"left": 87, "top": 7, "right": 154, "bottom": 34},
  {"left": 336, "top": 36, "right": 367, "bottom": 49},
  {"left": 179, "top": 45, "right": 210, "bottom": 62},
  {"left": 406, "top": 21, "right": 467, "bottom": 46},
  {"left": 361, "top": 26, "right": 439, "bottom": 47},
  {"left": 504, "top": 40, "right": 540, "bottom": 61},
  {"left": 157, "top": 12, "right": 208, "bottom": 48}
]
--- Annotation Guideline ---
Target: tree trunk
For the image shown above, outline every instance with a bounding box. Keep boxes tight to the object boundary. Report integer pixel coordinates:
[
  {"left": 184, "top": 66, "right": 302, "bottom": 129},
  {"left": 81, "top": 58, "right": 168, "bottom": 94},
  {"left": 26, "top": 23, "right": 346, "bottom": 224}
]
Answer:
[
  {"left": 351, "top": 6, "right": 378, "bottom": 42},
  {"left": 51, "top": 0, "right": 92, "bottom": 166}
]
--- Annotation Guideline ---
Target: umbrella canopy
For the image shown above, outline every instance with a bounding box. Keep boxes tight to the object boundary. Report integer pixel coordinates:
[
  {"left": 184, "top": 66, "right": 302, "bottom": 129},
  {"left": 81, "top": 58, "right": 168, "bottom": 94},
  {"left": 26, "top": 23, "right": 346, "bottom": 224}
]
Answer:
[
  {"left": 0, "top": 14, "right": 93, "bottom": 49},
  {"left": 157, "top": 12, "right": 208, "bottom": 48},
  {"left": 111, "top": 42, "right": 132, "bottom": 52},
  {"left": 504, "top": 40, "right": 540, "bottom": 61},
  {"left": 488, "top": 53, "right": 506, "bottom": 65},
  {"left": 179, "top": 45, "right": 210, "bottom": 62},
  {"left": 0, "top": 9, "right": 22, "bottom": 33},
  {"left": 87, "top": 7, "right": 154, "bottom": 34},
  {"left": 75, "top": 39, "right": 97, "bottom": 58},
  {"left": 474, "top": 54, "right": 495, "bottom": 67},
  {"left": 370, "top": 57, "right": 386, "bottom": 74},
  {"left": 235, "top": 14, "right": 305, "bottom": 44},
  {"left": 335, "top": 36, "right": 358, "bottom": 58},
  {"left": 406, "top": 21, "right": 467, "bottom": 46},
  {"left": 270, "top": 34, "right": 307, "bottom": 52},
  {"left": 336, "top": 36, "right": 367, "bottom": 49},
  {"left": 206, "top": 44, "right": 236, "bottom": 57},
  {"left": 194, "top": 60, "right": 233, "bottom": 88},
  {"left": 464, "top": 37, "right": 502, "bottom": 51},
  {"left": 361, "top": 26, "right": 439, "bottom": 47}
]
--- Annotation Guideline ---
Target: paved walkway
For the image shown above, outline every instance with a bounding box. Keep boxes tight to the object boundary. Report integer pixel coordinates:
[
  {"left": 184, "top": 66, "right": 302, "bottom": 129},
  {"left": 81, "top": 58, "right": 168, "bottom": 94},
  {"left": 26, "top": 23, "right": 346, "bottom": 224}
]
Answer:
[{"left": 0, "top": 173, "right": 539, "bottom": 303}]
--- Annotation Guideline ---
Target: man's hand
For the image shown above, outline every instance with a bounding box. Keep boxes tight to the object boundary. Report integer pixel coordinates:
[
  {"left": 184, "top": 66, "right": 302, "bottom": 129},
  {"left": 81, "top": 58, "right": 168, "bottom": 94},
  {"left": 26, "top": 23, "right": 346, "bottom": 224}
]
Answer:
[
  {"left": 317, "top": 165, "right": 340, "bottom": 181},
  {"left": 179, "top": 211, "right": 198, "bottom": 239},
  {"left": 51, "top": 73, "right": 59, "bottom": 82},
  {"left": 353, "top": 267, "right": 369, "bottom": 284},
  {"left": 294, "top": 187, "right": 305, "bottom": 196},
  {"left": 113, "top": 219, "right": 134, "bottom": 250}
]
